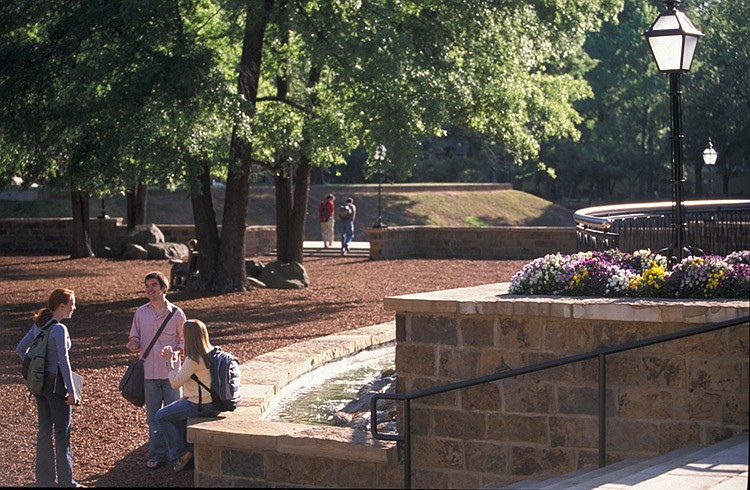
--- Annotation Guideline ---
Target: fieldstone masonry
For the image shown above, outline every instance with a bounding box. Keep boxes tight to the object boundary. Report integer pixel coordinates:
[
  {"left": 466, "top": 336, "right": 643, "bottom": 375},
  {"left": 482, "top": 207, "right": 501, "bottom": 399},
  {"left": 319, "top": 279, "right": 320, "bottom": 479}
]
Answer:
[
  {"left": 385, "top": 284, "right": 749, "bottom": 488},
  {"left": 0, "top": 218, "right": 276, "bottom": 257},
  {"left": 187, "top": 288, "right": 746, "bottom": 488},
  {"left": 368, "top": 226, "right": 576, "bottom": 260}
]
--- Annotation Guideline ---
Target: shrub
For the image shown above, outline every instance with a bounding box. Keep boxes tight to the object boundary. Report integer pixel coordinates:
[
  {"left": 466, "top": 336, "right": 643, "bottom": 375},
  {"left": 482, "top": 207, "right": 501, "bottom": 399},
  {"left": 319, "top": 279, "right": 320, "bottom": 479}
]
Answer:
[{"left": 509, "top": 250, "right": 750, "bottom": 299}]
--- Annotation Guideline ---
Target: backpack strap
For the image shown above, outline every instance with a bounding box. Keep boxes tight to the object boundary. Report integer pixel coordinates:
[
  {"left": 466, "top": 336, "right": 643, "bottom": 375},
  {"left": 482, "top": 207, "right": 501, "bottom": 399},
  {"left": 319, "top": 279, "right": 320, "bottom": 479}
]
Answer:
[
  {"left": 141, "top": 309, "right": 176, "bottom": 361},
  {"left": 190, "top": 373, "right": 212, "bottom": 412},
  {"left": 39, "top": 318, "right": 57, "bottom": 333}
]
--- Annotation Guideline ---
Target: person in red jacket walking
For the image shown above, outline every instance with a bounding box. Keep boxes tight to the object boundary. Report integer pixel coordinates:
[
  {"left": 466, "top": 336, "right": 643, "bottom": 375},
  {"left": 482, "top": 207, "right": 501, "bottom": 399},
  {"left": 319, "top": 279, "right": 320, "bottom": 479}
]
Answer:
[{"left": 317, "top": 194, "right": 335, "bottom": 248}]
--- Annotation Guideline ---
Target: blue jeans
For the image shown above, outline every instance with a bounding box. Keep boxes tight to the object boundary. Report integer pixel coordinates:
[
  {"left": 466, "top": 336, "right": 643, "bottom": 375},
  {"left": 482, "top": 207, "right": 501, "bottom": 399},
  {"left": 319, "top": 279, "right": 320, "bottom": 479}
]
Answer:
[
  {"left": 155, "top": 399, "right": 218, "bottom": 465},
  {"left": 341, "top": 220, "right": 354, "bottom": 249},
  {"left": 35, "top": 377, "right": 74, "bottom": 486},
  {"left": 144, "top": 379, "right": 180, "bottom": 463}
]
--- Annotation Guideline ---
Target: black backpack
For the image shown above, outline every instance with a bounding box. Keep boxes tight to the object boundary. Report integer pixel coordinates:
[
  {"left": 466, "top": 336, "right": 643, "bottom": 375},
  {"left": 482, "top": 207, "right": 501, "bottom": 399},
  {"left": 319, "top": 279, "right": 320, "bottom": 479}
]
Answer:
[{"left": 191, "top": 346, "right": 242, "bottom": 412}]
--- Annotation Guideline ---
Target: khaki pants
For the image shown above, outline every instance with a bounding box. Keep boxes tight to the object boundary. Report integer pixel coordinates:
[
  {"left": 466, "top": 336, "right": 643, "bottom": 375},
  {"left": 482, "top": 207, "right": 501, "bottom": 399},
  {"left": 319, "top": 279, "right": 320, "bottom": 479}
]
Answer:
[{"left": 320, "top": 219, "right": 334, "bottom": 245}]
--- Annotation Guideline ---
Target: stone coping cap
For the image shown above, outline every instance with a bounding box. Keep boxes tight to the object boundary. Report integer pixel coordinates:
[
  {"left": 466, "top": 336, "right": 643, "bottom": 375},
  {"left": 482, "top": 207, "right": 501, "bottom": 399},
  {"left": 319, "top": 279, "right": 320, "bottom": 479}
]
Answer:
[{"left": 383, "top": 282, "right": 750, "bottom": 323}]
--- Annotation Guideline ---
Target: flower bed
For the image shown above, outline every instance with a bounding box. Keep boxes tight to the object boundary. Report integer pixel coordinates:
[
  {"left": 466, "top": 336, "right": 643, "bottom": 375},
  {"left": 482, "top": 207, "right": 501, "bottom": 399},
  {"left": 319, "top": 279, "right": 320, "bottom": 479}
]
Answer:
[{"left": 509, "top": 249, "right": 750, "bottom": 299}]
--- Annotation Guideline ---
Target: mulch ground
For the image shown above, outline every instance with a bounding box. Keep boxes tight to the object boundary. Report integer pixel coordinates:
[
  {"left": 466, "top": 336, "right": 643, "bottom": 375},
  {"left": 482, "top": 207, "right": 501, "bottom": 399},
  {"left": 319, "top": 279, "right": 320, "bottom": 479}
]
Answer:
[{"left": 0, "top": 254, "right": 526, "bottom": 487}]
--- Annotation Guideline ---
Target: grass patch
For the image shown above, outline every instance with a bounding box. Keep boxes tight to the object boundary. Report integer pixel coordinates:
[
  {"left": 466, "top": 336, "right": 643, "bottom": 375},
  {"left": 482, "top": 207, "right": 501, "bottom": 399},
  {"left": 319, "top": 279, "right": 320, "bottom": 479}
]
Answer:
[{"left": 2, "top": 186, "right": 573, "bottom": 240}]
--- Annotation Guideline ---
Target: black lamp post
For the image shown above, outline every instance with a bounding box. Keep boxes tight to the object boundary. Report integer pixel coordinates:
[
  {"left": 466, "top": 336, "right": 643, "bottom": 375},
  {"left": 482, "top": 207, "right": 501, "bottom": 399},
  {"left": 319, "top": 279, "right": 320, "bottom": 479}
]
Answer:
[
  {"left": 644, "top": 0, "right": 703, "bottom": 264},
  {"left": 702, "top": 138, "right": 718, "bottom": 197},
  {"left": 372, "top": 144, "right": 388, "bottom": 228},
  {"left": 97, "top": 198, "right": 109, "bottom": 219}
]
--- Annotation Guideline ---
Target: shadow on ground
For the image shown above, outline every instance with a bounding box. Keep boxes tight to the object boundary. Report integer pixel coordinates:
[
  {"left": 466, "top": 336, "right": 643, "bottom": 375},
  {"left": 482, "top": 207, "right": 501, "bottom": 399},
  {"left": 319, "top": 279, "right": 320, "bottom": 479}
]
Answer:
[{"left": 85, "top": 443, "right": 193, "bottom": 487}]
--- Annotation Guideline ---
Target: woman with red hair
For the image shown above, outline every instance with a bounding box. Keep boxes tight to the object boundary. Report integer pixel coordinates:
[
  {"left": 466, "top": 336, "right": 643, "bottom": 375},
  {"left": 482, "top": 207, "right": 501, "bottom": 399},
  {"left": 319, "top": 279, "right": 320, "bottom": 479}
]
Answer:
[{"left": 16, "top": 288, "right": 82, "bottom": 487}]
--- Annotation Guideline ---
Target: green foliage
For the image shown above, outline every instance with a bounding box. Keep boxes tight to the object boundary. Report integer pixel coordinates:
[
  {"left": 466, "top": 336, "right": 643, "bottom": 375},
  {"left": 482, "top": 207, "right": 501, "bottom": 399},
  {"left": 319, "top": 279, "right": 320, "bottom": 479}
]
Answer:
[
  {"left": 463, "top": 216, "right": 488, "bottom": 227},
  {"left": 0, "top": 0, "right": 235, "bottom": 197},
  {"left": 683, "top": 0, "right": 750, "bottom": 194}
]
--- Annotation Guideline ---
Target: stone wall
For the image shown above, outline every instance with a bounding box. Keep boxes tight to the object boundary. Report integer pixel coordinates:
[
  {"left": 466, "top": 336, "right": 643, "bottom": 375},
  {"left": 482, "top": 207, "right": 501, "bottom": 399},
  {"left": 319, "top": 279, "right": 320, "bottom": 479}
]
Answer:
[
  {"left": 367, "top": 226, "right": 576, "bottom": 260},
  {"left": 384, "top": 285, "right": 749, "bottom": 488},
  {"left": 0, "top": 218, "right": 276, "bottom": 258}
]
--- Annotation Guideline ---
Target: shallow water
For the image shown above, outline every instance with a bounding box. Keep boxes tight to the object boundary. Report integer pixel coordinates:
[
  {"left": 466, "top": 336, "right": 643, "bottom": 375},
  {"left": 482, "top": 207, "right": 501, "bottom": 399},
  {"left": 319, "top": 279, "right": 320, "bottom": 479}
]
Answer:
[{"left": 264, "top": 343, "right": 396, "bottom": 426}]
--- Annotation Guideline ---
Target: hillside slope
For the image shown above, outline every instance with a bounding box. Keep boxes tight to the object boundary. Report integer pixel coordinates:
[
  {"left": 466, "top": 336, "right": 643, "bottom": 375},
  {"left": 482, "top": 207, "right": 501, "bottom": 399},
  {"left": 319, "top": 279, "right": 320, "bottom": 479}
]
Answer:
[{"left": 1, "top": 185, "right": 573, "bottom": 240}]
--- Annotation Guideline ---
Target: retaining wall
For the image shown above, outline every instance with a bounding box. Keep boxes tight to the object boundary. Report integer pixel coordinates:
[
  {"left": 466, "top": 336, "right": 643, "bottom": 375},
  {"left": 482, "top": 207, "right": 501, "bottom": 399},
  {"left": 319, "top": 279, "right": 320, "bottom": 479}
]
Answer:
[
  {"left": 0, "top": 218, "right": 276, "bottom": 258},
  {"left": 384, "top": 285, "right": 749, "bottom": 488},
  {"left": 187, "top": 289, "right": 747, "bottom": 488},
  {"left": 367, "top": 226, "right": 576, "bottom": 260}
]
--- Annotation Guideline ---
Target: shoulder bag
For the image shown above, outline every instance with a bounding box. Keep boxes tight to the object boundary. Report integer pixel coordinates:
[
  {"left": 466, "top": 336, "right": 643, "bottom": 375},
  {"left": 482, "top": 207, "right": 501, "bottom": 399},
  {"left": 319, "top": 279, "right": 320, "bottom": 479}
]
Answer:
[{"left": 119, "top": 309, "right": 176, "bottom": 407}]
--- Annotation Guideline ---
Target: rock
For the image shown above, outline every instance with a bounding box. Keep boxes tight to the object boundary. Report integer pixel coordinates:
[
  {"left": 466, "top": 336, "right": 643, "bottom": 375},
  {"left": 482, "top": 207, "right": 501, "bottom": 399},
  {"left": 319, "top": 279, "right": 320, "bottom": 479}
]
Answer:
[
  {"left": 124, "top": 243, "right": 149, "bottom": 260},
  {"left": 332, "top": 412, "right": 353, "bottom": 427},
  {"left": 258, "top": 261, "right": 309, "bottom": 289},
  {"left": 144, "top": 242, "right": 189, "bottom": 261},
  {"left": 247, "top": 277, "right": 266, "bottom": 289},
  {"left": 245, "top": 259, "right": 264, "bottom": 279},
  {"left": 96, "top": 245, "right": 121, "bottom": 259},
  {"left": 125, "top": 224, "right": 165, "bottom": 246}
]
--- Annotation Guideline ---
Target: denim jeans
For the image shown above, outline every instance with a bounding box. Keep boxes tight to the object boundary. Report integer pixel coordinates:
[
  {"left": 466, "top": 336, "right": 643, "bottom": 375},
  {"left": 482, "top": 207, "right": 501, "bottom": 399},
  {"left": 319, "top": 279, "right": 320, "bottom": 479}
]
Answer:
[
  {"left": 341, "top": 220, "right": 354, "bottom": 249},
  {"left": 155, "top": 399, "right": 218, "bottom": 465},
  {"left": 35, "top": 378, "right": 73, "bottom": 486},
  {"left": 144, "top": 378, "right": 180, "bottom": 463}
]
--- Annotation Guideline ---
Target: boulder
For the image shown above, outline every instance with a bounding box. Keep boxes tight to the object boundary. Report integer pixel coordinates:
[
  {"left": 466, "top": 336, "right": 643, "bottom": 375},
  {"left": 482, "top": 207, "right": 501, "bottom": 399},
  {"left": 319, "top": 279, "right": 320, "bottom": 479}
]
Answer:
[
  {"left": 245, "top": 259, "right": 264, "bottom": 279},
  {"left": 144, "top": 242, "right": 189, "bottom": 261},
  {"left": 247, "top": 277, "right": 266, "bottom": 289},
  {"left": 124, "top": 243, "right": 149, "bottom": 260},
  {"left": 125, "top": 224, "right": 165, "bottom": 246},
  {"left": 258, "top": 261, "right": 309, "bottom": 289},
  {"left": 95, "top": 245, "right": 121, "bottom": 259}
]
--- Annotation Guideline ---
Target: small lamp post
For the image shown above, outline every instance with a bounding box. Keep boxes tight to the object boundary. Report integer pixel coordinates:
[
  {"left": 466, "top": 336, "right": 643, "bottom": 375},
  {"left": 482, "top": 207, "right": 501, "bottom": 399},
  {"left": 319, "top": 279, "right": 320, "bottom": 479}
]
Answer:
[
  {"left": 97, "top": 198, "right": 109, "bottom": 219},
  {"left": 644, "top": 0, "right": 703, "bottom": 264},
  {"left": 702, "top": 138, "right": 718, "bottom": 197},
  {"left": 372, "top": 144, "right": 388, "bottom": 228}
]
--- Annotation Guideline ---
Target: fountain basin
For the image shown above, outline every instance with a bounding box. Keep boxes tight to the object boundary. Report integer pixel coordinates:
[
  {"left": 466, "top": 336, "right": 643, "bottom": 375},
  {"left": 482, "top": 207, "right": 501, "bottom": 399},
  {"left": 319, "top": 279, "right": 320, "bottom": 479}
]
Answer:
[{"left": 188, "top": 322, "right": 402, "bottom": 488}]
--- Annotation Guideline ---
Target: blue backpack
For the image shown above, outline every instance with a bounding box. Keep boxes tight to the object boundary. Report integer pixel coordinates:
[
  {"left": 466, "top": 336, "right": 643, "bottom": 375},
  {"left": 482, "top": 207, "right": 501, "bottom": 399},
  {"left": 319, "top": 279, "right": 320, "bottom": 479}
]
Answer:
[{"left": 191, "top": 346, "right": 242, "bottom": 412}]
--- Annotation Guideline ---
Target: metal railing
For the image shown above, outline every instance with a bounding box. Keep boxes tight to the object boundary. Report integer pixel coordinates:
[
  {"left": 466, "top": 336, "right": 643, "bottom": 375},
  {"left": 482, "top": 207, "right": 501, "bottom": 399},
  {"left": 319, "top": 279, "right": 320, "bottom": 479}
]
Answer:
[
  {"left": 370, "top": 316, "right": 750, "bottom": 489},
  {"left": 574, "top": 199, "right": 750, "bottom": 256}
]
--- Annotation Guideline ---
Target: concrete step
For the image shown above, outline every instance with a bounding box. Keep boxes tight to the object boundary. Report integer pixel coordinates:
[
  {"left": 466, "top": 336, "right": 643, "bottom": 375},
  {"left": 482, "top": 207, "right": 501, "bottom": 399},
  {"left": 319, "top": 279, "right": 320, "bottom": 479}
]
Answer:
[
  {"left": 267, "top": 241, "right": 370, "bottom": 258},
  {"left": 497, "top": 435, "right": 748, "bottom": 490}
]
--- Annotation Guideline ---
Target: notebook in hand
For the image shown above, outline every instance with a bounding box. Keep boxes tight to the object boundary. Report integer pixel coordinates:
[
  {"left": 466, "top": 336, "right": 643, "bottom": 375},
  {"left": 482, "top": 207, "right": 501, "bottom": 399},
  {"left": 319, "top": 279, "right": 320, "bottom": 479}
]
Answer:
[{"left": 54, "top": 369, "right": 84, "bottom": 403}]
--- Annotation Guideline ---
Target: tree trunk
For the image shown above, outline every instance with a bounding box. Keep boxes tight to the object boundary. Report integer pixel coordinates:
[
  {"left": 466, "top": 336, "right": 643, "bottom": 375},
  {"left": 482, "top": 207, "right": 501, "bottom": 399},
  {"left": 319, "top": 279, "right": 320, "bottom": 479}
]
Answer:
[
  {"left": 692, "top": 159, "right": 704, "bottom": 197},
  {"left": 274, "top": 158, "right": 311, "bottom": 264},
  {"left": 126, "top": 181, "right": 148, "bottom": 230},
  {"left": 275, "top": 171, "right": 293, "bottom": 262},
  {"left": 212, "top": 0, "right": 274, "bottom": 291},
  {"left": 290, "top": 158, "right": 311, "bottom": 261},
  {"left": 274, "top": 60, "right": 317, "bottom": 264},
  {"left": 310, "top": 166, "right": 325, "bottom": 185},
  {"left": 189, "top": 162, "right": 220, "bottom": 289},
  {"left": 70, "top": 191, "right": 94, "bottom": 258}
]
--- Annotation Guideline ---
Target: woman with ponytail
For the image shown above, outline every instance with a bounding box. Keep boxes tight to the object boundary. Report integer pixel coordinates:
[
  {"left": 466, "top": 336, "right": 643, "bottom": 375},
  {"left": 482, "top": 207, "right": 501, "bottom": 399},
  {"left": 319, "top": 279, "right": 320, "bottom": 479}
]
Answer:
[{"left": 16, "top": 288, "right": 82, "bottom": 487}]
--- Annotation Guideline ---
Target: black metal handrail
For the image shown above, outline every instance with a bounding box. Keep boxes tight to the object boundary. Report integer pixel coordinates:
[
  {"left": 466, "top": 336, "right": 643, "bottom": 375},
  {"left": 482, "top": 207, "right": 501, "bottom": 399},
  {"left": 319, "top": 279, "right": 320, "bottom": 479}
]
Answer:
[
  {"left": 370, "top": 315, "right": 750, "bottom": 489},
  {"left": 574, "top": 199, "right": 750, "bottom": 255}
]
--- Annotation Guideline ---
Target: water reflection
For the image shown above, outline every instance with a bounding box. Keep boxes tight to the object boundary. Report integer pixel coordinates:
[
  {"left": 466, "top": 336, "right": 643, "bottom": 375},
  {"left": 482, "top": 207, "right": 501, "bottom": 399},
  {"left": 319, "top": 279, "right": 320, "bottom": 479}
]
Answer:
[{"left": 264, "top": 343, "right": 395, "bottom": 426}]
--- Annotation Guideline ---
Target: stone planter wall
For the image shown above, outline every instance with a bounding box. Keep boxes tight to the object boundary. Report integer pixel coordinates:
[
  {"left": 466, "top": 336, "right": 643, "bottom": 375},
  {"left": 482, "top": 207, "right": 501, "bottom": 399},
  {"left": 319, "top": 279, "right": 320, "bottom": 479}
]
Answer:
[
  {"left": 384, "top": 285, "right": 749, "bottom": 488},
  {"left": 0, "top": 218, "right": 276, "bottom": 258},
  {"left": 367, "top": 226, "right": 576, "bottom": 260}
]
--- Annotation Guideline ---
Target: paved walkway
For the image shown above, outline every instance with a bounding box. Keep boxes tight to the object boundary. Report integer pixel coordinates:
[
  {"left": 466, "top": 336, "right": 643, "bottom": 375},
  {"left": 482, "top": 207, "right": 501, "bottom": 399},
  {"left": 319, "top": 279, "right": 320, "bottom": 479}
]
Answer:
[
  {"left": 500, "top": 435, "right": 748, "bottom": 490},
  {"left": 290, "top": 240, "right": 371, "bottom": 257}
]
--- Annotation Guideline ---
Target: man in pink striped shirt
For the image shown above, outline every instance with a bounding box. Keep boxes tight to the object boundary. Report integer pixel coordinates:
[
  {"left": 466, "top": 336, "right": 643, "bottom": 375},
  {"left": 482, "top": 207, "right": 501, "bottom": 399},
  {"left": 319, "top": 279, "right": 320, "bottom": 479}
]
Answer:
[{"left": 127, "top": 271, "right": 186, "bottom": 470}]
